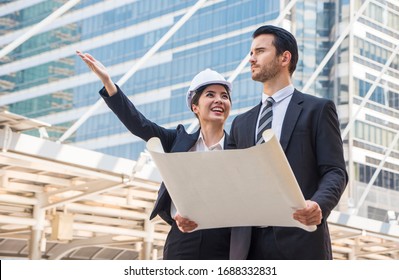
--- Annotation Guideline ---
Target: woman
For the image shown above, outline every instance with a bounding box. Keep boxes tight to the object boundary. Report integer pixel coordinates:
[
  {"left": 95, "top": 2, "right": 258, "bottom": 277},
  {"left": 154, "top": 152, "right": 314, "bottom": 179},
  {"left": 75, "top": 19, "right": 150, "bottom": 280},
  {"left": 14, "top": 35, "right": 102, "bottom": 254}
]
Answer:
[{"left": 77, "top": 51, "right": 231, "bottom": 260}]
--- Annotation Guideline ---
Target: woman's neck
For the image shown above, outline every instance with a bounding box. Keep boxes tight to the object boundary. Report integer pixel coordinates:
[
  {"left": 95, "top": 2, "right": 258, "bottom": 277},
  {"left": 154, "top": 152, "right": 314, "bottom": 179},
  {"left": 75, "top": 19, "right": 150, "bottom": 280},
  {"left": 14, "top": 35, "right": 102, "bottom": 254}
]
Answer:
[{"left": 200, "top": 123, "right": 224, "bottom": 147}]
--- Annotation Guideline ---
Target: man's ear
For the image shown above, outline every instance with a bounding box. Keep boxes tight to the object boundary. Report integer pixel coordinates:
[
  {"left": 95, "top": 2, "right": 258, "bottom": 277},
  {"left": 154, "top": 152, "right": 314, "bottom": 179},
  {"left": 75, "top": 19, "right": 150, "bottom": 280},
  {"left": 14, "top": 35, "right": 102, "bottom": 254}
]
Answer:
[
  {"left": 281, "top": 51, "right": 292, "bottom": 63},
  {"left": 281, "top": 51, "right": 291, "bottom": 65}
]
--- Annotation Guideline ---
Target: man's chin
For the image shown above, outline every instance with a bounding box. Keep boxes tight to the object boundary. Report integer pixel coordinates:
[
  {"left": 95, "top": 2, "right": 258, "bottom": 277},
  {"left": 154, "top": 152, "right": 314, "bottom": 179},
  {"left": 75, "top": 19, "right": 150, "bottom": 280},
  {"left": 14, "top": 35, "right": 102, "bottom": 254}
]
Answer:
[{"left": 251, "top": 74, "right": 261, "bottom": 82}]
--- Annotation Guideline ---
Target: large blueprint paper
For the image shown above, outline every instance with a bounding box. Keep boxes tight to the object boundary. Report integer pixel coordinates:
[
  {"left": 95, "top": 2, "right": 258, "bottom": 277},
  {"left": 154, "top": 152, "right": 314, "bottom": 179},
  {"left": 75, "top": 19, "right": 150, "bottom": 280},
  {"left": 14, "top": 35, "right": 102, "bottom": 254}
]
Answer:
[{"left": 147, "top": 130, "right": 316, "bottom": 232}]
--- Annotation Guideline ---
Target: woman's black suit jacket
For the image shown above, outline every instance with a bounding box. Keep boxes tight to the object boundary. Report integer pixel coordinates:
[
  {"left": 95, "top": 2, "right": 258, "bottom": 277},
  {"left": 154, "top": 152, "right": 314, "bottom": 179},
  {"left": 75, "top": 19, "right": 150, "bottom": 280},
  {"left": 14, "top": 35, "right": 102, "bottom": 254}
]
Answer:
[{"left": 100, "top": 86, "right": 230, "bottom": 260}]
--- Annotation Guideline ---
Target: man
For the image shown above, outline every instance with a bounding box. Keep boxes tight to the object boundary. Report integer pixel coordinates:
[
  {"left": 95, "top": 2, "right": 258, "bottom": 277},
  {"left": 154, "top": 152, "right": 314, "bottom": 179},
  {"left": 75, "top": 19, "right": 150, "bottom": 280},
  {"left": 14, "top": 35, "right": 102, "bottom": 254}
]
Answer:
[{"left": 228, "top": 25, "right": 348, "bottom": 260}]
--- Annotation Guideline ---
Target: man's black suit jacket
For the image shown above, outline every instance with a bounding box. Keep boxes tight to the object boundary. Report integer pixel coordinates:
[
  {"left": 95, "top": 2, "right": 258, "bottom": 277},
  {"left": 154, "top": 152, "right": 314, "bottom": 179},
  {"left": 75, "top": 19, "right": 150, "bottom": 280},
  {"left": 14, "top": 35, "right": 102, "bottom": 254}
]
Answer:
[{"left": 228, "top": 89, "right": 348, "bottom": 260}]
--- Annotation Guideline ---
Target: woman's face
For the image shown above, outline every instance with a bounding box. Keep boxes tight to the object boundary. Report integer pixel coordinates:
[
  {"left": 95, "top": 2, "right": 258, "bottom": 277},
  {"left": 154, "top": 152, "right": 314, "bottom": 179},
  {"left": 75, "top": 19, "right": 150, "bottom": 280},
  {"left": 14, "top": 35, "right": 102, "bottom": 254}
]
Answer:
[{"left": 192, "top": 84, "right": 231, "bottom": 126}]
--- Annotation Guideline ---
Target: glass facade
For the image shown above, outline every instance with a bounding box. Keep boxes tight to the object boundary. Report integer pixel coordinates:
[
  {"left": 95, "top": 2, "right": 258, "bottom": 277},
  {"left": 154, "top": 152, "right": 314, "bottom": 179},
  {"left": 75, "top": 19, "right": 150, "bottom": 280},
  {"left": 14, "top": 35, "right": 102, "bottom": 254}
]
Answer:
[
  {"left": 1, "top": 0, "right": 398, "bottom": 223},
  {"left": 340, "top": 0, "right": 399, "bottom": 220}
]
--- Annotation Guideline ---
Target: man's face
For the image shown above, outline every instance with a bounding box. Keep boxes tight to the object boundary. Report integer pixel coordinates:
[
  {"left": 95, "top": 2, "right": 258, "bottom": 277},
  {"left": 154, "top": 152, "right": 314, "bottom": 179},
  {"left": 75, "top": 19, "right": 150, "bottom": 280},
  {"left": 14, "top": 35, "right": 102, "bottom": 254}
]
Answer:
[{"left": 249, "top": 34, "right": 282, "bottom": 83}]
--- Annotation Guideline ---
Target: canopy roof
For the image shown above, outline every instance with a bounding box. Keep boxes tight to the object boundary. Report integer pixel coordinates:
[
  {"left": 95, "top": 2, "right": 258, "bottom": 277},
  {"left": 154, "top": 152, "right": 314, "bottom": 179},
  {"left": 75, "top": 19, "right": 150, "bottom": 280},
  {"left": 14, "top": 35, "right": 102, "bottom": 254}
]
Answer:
[{"left": 0, "top": 112, "right": 398, "bottom": 260}]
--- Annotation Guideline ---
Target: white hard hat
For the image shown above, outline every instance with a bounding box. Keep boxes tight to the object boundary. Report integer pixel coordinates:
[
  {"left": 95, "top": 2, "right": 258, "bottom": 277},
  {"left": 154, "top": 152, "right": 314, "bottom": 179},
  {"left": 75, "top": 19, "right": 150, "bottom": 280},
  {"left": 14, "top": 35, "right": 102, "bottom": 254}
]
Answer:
[{"left": 186, "top": 68, "right": 232, "bottom": 110}]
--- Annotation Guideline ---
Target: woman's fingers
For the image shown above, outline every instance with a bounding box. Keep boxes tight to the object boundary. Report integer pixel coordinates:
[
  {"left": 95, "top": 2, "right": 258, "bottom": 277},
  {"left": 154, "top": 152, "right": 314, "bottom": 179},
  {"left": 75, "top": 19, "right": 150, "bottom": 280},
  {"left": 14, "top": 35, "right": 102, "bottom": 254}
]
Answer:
[
  {"left": 84, "top": 53, "right": 96, "bottom": 63},
  {"left": 174, "top": 214, "right": 198, "bottom": 232}
]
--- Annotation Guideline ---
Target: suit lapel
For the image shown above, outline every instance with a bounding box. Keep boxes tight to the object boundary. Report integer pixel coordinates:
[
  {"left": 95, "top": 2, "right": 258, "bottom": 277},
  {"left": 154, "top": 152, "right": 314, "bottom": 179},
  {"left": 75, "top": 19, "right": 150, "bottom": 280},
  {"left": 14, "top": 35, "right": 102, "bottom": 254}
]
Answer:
[
  {"left": 280, "top": 90, "right": 303, "bottom": 152},
  {"left": 223, "top": 130, "right": 229, "bottom": 147},
  {"left": 245, "top": 104, "right": 262, "bottom": 146},
  {"left": 170, "top": 129, "right": 200, "bottom": 152}
]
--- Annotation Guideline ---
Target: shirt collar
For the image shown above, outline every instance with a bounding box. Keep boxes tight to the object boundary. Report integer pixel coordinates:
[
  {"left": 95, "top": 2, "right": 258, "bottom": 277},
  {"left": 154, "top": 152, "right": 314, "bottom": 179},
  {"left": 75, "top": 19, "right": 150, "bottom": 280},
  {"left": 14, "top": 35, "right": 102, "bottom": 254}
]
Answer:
[
  {"left": 197, "top": 130, "right": 225, "bottom": 151},
  {"left": 261, "top": 84, "right": 294, "bottom": 104}
]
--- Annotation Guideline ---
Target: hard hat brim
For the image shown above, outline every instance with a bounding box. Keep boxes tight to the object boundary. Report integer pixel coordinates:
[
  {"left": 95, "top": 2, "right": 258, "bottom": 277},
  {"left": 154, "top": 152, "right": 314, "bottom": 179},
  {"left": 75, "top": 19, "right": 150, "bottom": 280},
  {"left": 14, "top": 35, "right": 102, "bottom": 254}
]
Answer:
[{"left": 186, "top": 80, "right": 232, "bottom": 110}]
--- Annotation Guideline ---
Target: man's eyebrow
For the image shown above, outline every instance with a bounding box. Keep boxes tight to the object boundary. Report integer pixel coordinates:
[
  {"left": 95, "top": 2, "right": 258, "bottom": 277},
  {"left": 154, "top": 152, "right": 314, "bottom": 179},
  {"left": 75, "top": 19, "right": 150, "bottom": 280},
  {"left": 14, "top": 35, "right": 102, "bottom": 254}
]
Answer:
[{"left": 251, "top": 47, "right": 265, "bottom": 54}]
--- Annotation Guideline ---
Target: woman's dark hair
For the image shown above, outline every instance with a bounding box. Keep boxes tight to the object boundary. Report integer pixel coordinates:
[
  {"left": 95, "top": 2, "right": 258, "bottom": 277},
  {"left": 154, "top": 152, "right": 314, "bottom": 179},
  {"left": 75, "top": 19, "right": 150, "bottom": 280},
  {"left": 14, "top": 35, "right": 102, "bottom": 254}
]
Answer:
[{"left": 252, "top": 25, "right": 298, "bottom": 75}]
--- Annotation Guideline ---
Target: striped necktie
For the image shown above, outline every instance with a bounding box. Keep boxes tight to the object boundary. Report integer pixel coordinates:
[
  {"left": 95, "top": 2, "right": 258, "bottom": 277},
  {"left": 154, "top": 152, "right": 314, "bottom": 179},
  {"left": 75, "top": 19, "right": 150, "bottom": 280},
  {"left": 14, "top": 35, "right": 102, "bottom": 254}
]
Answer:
[{"left": 256, "top": 97, "right": 275, "bottom": 145}]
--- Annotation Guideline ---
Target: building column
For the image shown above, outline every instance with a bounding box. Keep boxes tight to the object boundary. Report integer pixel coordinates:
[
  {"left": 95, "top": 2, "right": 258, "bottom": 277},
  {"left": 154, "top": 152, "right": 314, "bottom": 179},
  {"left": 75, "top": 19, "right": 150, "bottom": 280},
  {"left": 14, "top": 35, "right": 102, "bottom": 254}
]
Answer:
[
  {"left": 142, "top": 209, "right": 154, "bottom": 260},
  {"left": 29, "top": 195, "right": 46, "bottom": 259}
]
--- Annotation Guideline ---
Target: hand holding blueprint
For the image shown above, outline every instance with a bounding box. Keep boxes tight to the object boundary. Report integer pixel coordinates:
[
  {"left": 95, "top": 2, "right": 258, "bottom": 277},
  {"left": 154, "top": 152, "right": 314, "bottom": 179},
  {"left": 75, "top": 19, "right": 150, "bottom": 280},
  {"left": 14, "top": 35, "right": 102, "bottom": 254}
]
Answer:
[{"left": 147, "top": 130, "right": 316, "bottom": 232}]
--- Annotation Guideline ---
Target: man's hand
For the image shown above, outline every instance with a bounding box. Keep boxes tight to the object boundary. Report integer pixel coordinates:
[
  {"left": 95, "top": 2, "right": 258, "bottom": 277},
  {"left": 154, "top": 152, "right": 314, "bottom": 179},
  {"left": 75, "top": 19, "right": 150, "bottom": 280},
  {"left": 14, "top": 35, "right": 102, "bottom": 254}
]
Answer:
[
  {"left": 293, "top": 200, "right": 322, "bottom": 226},
  {"left": 174, "top": 214, "right": 198, "bottom": 233}
]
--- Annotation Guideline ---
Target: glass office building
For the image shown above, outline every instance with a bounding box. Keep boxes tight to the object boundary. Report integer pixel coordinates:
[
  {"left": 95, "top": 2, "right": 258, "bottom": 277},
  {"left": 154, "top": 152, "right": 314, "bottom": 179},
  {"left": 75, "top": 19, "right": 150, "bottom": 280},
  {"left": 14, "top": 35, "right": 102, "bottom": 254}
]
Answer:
[{"left": 1, "top": 0, "right": 398, "bottom": 225}]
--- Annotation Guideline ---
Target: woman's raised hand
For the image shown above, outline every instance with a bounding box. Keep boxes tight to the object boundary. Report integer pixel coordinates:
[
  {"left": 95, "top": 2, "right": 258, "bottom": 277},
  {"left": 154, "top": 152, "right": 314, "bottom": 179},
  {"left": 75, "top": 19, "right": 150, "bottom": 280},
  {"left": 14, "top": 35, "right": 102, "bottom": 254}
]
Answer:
[{"left": 76, "top": 50, "right": 117, "bottom": 96}]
